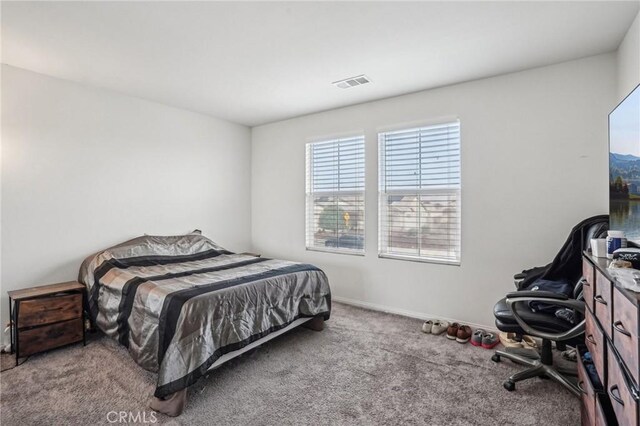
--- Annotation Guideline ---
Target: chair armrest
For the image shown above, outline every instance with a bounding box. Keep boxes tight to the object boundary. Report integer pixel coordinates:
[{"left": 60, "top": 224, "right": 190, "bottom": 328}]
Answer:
[
  {"left": 505, "top": 296, "right": 585, "bottom": 341},
  {"left": 506, "top": 291, "right": 569, "bottom": 300}
]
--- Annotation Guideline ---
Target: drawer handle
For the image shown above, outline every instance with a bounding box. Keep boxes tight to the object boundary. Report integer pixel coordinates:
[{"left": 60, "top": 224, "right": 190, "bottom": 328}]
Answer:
[
  {"left": 609, "top": 385, "right": 625, "bottom": 406},
  {"left": 586, "top": 334, "right": 597, "bottom": 346},
  {"left": 594, "top": 295, "right": 607, "bottom": 305},
  {"left": 581, "top": 278, "right": 590, "bottom": 287},
  {"left": 577, "top": 380, "right": 587, "bottom": 395},
  {"left": 613, "top": 320, "right": 632, "bottom": 337}
]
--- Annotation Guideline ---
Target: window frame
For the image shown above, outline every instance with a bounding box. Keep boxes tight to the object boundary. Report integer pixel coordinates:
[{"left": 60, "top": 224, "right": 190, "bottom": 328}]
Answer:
[
  {"left": 305, "top": 135, "right": 366, "bottom": 256},
  {"left": 377, "top": 120, "right": 461, "bottom": 265}
]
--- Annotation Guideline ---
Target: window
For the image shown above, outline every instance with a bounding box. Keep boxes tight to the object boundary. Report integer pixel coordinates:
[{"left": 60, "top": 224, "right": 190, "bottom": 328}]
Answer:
[
  {"left": 378, "top": 121, "right": 461, "bottom": 264},
  {"left": 306, "top": 136, "right": 365, "bottom": 254}
]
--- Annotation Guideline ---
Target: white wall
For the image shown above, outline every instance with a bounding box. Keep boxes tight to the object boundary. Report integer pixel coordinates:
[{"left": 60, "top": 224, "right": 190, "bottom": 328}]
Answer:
[
  {"left": 617, "top": 11, "right": 640, "bottom": 102},
  {"left": 0, "top": 49, "right": 623, "bottom": 337},
  {"left": 1, "top": 66, "right": 252, "bottom": 334},
  {"left": 251, "top": 54, "right": 616, "bottom": 328}
]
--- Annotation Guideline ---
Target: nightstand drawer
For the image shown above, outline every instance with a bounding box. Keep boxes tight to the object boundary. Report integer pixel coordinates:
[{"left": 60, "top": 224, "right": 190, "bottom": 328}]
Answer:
[
  {"left": 18, "top": 293, "right": 82, "bottom": 328},
  {"left": 18, "top": 318, "right": 83, "bottom": 356}
]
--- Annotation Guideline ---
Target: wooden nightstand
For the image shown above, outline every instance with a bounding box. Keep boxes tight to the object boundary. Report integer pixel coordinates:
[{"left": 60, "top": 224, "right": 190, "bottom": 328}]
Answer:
[{"left": 8, "top": 281, "right": 86, "bottom": 365}]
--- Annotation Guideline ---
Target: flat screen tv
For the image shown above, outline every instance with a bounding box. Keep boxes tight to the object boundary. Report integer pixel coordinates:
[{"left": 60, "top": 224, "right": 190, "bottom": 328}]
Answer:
[{"left": 610, "top": 84, "right": 640, "bottom": 244}]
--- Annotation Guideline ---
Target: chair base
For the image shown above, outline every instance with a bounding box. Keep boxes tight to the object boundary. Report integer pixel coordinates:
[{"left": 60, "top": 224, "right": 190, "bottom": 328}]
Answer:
[{"left": 492, "top": 349, "right": 580, "bottom": 397}]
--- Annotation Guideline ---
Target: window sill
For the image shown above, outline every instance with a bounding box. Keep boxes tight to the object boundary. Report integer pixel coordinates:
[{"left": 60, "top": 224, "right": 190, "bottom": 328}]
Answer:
[
  {"left": 378, "top": 253, "right": 460, "bottom": 266},
  {"left": 306, "top": 247, "right": 365, "bottom": 257}
]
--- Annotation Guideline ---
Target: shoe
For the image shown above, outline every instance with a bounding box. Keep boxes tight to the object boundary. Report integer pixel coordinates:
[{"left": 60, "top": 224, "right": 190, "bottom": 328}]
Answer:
[
  {"left": 456, "top": 325, "right": 472, "bottom": 343},
  {"left": 562, "top": 348, "right": 578, "bottom": 362},
  {"left": 446, "top": 323, "right": 460, "bottom": 340},
  {"left": 522, "top": 335, "right": 538, "bottom": 349},
  {"left": 431, "top": 320, "right": 449, "bottom": 335},
  {"left": 421, "top": 320, "right": 434, "bottom": 334},
  {"left": 470, "top": 329, "right": 484, "bottom": 347},
  {"left": 499, "top": 332, "right": 523, "bottom": 348},
  {"left": 481, "top": 332, "right": 499, "bottom": 349}
]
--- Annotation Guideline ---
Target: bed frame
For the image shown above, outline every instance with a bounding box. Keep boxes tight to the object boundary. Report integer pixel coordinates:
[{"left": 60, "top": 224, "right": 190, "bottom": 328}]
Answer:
[
  {"left": 206, "top": 316, "right": 323, "bottom": 371},
  {"left": 150, "top": 315, "right": 325, "bottom": 416}
]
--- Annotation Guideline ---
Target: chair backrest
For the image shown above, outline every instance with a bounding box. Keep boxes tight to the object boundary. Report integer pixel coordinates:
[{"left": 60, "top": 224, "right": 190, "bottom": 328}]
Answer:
[
  {"left": 582, "top": 220, "right": 609, "bottom": 252},
  {"left": 520, "top": 215, "right": 609, "bottom": 291}
]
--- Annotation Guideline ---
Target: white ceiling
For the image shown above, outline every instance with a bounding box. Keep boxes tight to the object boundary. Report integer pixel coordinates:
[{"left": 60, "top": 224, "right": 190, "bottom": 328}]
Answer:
[{"left": 2, "top": 1, "right": 639, "bottom": 127}]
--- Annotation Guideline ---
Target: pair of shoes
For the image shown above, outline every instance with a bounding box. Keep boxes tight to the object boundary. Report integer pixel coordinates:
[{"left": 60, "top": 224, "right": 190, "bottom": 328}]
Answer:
[
  {"left": 470, "top": 329, "right": 499, "bottom": 349},
  {"left": 446, "top": 323, "right": 472, "bottom": 343},
  {"left": 498, "top": 332, "right": 538, "bottom": 349},
  {"left": 422, "top": 320, "right": 449, "bottom": 335}
]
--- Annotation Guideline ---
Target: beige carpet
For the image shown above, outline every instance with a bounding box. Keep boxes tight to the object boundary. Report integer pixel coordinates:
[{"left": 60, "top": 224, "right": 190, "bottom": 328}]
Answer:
[{"left": 0, "top": 303, "right": 579, "bottom": 425}]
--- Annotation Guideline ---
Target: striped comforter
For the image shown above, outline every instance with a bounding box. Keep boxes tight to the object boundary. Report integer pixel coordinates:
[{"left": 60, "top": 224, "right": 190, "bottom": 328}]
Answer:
[{"left": 78, "top": 234, "right": 331, "bottom": 398}]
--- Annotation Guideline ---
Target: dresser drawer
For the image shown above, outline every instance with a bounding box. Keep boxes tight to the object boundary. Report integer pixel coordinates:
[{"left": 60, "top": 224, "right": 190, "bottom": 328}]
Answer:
[
  {"left": 612, "top": 286, "right": 639, "bottom": 385},
  {"left": 584, "top": 258, "right": 595, "bottom": 312},
  {"left": 18, "top": 293, "right": 82, "bottom": 328},
  {"left": 579, "top": 345, "right": 598, "bottom": 424},
  {"left": 607, "top": 346, "right": 638, "bottom": 426},
  {"left": 595, "top": 394, "right": 617, "bottom": 426},
  {"left": 586, "top": 308, "right": 606, "bottom": 382},
  {"left": 594, "top": 396, "right": 606, "bottom": 426},
  {"left": 582, "top": 403, "right": 592, "bottom": 426},
  {"left": 17, "top": 318, "right": 83, "bottom": 356},
  {"left": 595, "top": 270, "right": 613, "bottom": 339}
]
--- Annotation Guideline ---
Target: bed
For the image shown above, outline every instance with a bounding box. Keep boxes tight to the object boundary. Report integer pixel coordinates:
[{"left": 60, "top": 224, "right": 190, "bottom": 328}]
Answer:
[{"left": 78, "top": 233, "right": 331, "bottom": 415}]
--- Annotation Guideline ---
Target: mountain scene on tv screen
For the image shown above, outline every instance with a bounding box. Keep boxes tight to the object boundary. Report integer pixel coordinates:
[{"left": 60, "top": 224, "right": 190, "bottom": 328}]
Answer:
[
  {"left": 609, "top": 85, "right": 640, "bottom": 242},
  {"left": 610, "top": 152, "right": 640, "bottom": 243},
  {"left": 610, "top": 152, "right": 640, "bottom": 199}
]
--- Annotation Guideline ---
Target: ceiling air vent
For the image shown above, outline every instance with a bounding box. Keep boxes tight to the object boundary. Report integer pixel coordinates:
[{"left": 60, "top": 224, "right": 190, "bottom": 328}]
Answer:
[{"left": 332, "top": 75, "right": 371, "bottom": 89}]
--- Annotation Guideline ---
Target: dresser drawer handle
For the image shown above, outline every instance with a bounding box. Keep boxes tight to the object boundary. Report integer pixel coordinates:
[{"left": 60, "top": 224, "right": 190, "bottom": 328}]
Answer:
[
  {"left": 577, "top": 380, "right": 588, "bottom": 395},
  {"left": 581, "top": 278, "right": 590, "bottom": 287},
  {"left": 586, "top": 334, "right": 597, "bottom": 346},
  {"left": 609, "top": 385, "right": 625, "bottom": 406},
  {"left": 594, "top": 295, "right": 607, "bottom": 305},
  {"left": 613, "top": 320, "right": 632, "bottom": 337}
]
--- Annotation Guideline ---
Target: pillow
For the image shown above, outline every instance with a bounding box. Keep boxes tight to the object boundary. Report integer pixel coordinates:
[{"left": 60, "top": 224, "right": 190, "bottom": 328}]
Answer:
[
  {"left": 106, "top": 232, "right": 225, "bottom": 260},
  {"left": 144, "top": 228, "right": 202, "bottom": 237}
]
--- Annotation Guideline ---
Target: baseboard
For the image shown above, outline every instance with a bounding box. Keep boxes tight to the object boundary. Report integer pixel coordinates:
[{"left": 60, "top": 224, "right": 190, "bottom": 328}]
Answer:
[{"left": 332, "top": 296, "right": 498, "bottom": 333}]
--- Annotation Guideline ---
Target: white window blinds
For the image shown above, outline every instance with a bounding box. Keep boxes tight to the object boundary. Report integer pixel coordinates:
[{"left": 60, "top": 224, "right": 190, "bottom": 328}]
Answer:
[
  {"left": 378, "top": 121, "right": 461, "bottom": 264},
  {"left": 306, "top": 136, "right": 365, "bottom": 253}
]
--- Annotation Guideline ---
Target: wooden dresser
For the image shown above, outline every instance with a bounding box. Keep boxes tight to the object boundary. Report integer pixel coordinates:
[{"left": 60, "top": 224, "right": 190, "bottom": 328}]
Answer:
[
  {"left": 581, "top": 252, "right": 640, "bottom": 425},
  {"left": 8, "top": 281, "right": 86, "bottom": 365}
]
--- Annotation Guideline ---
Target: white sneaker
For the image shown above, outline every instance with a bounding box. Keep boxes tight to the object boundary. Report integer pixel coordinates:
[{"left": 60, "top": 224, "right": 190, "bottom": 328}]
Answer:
[
  {"left": 431, "top": 320, "right": 450, "bottom": 335},
  {"left": 422, "top": 320, "right": 434, "bottom": 333}
]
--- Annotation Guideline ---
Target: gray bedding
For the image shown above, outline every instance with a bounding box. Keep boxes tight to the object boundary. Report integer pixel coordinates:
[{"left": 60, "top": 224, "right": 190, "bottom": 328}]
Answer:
[{"left": 78, "top": 234, "right": 331, "bottom": 398}]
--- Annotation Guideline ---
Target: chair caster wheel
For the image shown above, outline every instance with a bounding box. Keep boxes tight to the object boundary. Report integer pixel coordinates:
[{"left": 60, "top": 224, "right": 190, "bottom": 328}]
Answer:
[
  {"left": 491, "top": 354, "right": 501, "bottom": 363},
  {"left": 503, "top": 381, "right": 515, "bottom": 391}
]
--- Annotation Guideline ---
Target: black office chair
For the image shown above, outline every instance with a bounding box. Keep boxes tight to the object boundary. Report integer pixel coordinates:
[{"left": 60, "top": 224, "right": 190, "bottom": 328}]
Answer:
[{"left": 491, "top": 215, "right": 609, "bottom": 396}]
